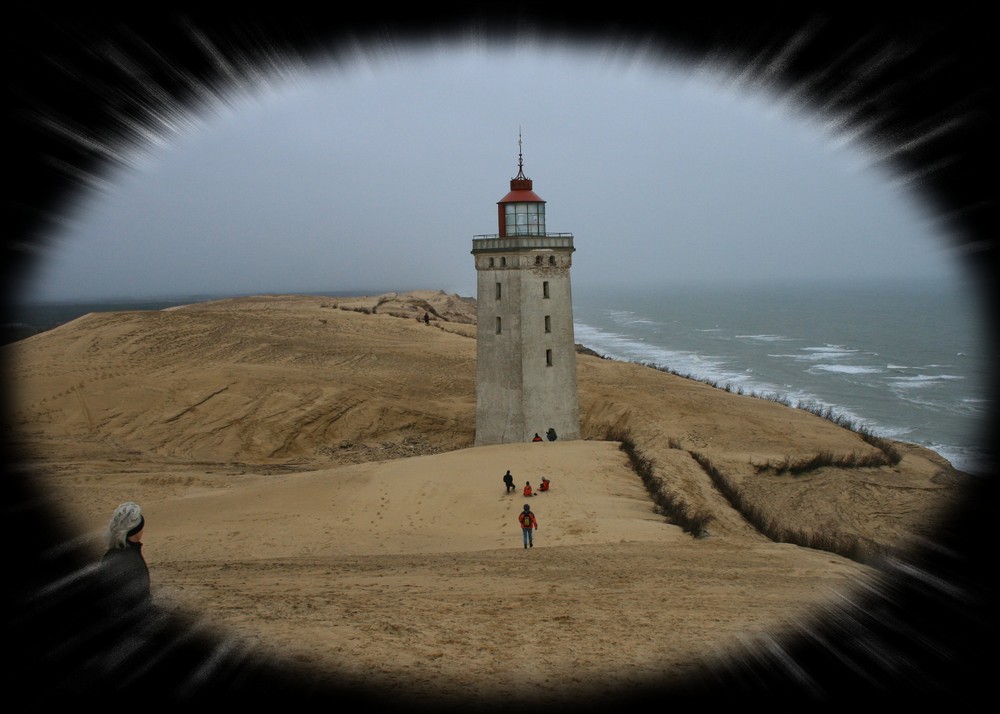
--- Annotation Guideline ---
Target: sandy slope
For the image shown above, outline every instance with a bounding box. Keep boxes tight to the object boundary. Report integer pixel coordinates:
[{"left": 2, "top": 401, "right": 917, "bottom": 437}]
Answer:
[{"left": 3, "top": 291, "right": 972, "bottom": 706}]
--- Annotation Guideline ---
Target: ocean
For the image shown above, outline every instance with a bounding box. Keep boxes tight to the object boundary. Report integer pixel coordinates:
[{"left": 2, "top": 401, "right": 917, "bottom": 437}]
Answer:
[
  {"left": 572, "top": 279, "right": 993, "bottom": 477},
  {"left": 5, "top": 281, "right": 993, "bottom": 476}
]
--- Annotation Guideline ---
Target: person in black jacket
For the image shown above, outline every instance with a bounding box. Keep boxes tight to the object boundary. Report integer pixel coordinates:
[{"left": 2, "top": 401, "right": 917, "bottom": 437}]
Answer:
[
  {"left": 502, "top": 470, "right": 515, "bottom": 493},
  {"left": 99, "top": 501, "right": 151, "bottom": 616}
]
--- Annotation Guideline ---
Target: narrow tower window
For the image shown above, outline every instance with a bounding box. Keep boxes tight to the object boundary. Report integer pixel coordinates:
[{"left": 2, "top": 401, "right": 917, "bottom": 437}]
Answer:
[
  {"left": 549, "top": 255, "right": 556, "bottom": 265},
  {"left": 495, "top": 282, "right": 501, "bottom": 300},
  {"left": 488, "top": 257, "right": 495, "bottom": 268},
  {"left": 496, "top": 317, "right": 502, "bottom": 334},
  {"left": 501, "top": 257, "right": 507, "bottom": 267},
  {"left": 542, "top": 281, "right": 550, "bottom": 299},
  {"left": 544, "top": 315, "right": 551, "bottom": 333},
  {"left": 546, "top": 349, "right": 553, "bottom": 366}
]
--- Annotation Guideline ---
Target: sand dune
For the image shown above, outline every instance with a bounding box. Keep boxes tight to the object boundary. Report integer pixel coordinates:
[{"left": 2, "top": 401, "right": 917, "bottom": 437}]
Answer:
[{"left": 4, "top": 291, "right": 974, "bottom": 706}]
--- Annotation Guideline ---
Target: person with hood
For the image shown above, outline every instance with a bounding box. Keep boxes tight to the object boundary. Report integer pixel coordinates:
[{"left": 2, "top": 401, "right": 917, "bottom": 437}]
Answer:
[
  {"left": 518, "top": 504, "right": 538, "bottom": 548},
  {"left": 503, "top": 470, "right": 515, "bottom": 494}
]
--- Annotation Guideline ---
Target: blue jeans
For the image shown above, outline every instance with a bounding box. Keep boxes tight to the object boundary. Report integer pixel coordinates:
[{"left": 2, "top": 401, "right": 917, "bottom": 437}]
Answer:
[{"left": 522, "top": 528, "right": 533, "bottom": 546}]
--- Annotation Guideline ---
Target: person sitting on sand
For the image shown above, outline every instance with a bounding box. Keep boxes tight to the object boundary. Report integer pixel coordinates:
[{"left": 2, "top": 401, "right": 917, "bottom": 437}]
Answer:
[
  {"left": 532, "top": 433, "right": 543, "bottom": 442},
  {"left": 523, "top": 481, "right": 536, "bottom": 497},
  {"left": 538, "top": 477, "right": 550, "bottom": 492}
]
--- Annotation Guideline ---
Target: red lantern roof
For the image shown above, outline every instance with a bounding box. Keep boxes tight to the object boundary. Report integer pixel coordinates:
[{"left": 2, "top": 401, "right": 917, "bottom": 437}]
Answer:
[{"left": 498, "top": 142, "right": 544, "bottom": 204}]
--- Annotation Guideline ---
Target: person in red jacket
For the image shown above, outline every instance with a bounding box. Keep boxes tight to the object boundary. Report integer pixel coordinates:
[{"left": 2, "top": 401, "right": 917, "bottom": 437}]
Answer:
[
  {"left": 538, "top": 477, "right": 551, "bottom": 492},
  {"left": 523, "top": 481, "right": 535, "bottom": 497},
  {"left": 519, "top": 504, "right": 538, "bottom": 548}
]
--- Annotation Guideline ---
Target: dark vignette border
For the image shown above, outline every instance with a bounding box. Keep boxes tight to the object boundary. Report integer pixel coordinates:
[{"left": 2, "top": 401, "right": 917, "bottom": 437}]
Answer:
[{"left": 4, "top": 5, "right": 997, "bottom": 711}]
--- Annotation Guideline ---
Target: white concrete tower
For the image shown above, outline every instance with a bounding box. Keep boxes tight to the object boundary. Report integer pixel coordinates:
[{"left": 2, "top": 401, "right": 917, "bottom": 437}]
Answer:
[{"left": 471, "top": 137, "right": 580, "bottom": 445}]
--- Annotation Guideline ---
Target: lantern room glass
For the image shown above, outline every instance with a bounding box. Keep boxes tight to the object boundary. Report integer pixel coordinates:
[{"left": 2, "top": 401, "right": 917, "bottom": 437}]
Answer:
[{"left": 505, "top": 203, "right": 546, "bottom": 236}]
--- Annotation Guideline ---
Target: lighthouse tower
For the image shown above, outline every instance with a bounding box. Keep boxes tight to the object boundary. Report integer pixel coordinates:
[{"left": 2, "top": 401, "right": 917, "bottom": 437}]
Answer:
[{"left": 471, "top": 139, "right": 580, "bottom": 445}]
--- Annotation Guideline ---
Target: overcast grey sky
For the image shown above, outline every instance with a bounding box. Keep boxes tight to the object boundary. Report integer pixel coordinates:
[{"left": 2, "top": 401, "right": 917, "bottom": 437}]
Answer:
[{"left": 18, "top": 39, "right": 969, "bottom": 303}]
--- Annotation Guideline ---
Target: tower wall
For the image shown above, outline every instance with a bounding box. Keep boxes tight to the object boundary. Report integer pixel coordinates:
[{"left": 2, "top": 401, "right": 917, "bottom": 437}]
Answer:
[{"left": 473, "top": 243, "right": 580, "bottom": 445}]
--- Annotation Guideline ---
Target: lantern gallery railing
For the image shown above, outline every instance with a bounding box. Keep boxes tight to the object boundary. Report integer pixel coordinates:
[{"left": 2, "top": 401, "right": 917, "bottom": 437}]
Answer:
[{"left": 471, "top": 234, "right": 575, "bottom": 252}]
